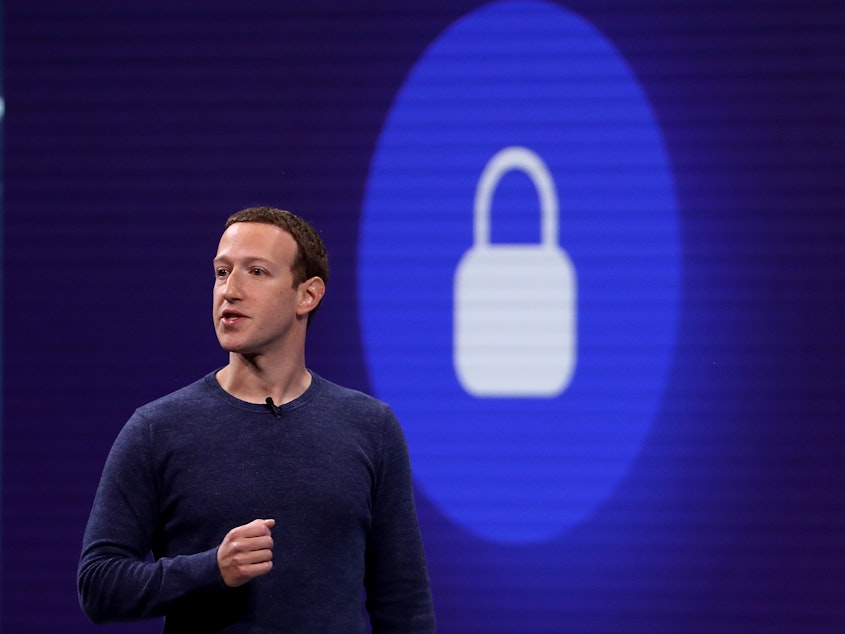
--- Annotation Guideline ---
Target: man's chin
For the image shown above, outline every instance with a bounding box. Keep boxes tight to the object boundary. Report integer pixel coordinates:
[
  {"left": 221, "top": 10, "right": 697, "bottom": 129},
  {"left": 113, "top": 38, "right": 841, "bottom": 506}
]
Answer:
[
  {"left": 216, "top": 337, "right": 251, "bottom": 355},
  {"left": 219, "top": 342, "right": 263, "bottom": 359}
]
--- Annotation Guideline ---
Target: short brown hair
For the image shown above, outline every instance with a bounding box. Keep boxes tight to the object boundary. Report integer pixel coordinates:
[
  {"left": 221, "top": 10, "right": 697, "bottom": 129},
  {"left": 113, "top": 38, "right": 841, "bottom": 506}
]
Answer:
[{"left": 225, "top": 206, "right": 329, "bottom": 324}]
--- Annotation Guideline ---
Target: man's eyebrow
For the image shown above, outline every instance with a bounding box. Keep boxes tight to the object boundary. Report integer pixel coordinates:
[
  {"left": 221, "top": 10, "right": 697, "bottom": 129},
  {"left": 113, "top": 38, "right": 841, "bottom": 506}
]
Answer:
[{"left": 212, "top": 256, "right": 276, "bottom": 266}]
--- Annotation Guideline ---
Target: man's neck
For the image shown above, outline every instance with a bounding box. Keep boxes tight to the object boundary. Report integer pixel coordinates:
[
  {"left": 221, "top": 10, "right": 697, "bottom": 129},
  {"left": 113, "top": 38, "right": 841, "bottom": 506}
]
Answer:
[{"left": 216, "top": 354, "right": 312, "bottom": 406}]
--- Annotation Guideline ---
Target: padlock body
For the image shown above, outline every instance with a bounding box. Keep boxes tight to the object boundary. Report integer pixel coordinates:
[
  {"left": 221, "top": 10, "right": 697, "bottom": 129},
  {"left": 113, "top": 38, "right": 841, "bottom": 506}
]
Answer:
[{"left": 453, "top": 244, "right": 577, "bottom": 397}]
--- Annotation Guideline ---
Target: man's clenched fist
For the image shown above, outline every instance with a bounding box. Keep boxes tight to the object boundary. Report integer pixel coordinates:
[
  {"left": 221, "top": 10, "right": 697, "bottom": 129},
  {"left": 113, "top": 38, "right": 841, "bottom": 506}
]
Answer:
[{"left": 217, "top": 519, "right": 275, "bottom": 587}]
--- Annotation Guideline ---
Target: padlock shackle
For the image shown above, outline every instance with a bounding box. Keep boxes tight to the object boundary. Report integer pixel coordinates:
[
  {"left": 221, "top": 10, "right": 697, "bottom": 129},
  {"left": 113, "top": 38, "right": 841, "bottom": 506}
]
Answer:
[{"left": 474, "top": 146, "right": 558, "bottom": 248}]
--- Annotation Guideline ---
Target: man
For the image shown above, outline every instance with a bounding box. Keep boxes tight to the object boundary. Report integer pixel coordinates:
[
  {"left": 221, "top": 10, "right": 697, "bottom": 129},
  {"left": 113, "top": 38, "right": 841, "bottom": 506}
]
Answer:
[{"left": 78, "top": 206, "right": 436, "bottom": 633}]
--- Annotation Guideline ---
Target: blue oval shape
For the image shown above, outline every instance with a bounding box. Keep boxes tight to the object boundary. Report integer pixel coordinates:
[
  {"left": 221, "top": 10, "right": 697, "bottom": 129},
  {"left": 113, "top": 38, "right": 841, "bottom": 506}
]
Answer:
[{"left": 359, "top": 0, "right": 680, "bottom": 543}]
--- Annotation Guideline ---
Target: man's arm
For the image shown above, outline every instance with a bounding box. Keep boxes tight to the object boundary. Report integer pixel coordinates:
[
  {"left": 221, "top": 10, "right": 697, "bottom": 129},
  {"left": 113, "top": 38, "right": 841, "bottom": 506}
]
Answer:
[
  {"left": 77, "top": 412, "right": 223, "bottom": 622},
  {"left": 364, "top": 408, "right": 436, "bottom": 633},
  {"left": 77, "top": 413, "right": 275, "bottom": 623}
]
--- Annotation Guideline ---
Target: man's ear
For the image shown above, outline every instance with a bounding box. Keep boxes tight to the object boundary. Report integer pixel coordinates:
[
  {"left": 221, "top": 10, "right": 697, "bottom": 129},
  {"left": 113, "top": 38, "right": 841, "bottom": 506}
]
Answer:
[{"left": 297, "top": 276, "right": 326, "bottom": 316}]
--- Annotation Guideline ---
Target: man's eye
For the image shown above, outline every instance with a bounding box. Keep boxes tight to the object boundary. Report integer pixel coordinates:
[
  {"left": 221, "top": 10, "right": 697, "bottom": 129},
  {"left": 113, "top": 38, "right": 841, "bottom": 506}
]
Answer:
[
  {"left": 250, "top": 268, "right": 265, "bottom": 276},
  {"left": 215, "top": 268, "right": 228, "bottom": 278}
]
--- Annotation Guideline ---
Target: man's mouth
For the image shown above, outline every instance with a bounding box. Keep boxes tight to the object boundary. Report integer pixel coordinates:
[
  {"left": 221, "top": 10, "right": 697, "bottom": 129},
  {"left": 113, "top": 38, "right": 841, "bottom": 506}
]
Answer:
[{"left": 221, "top": 310, "right": 246, "bottom": 324}]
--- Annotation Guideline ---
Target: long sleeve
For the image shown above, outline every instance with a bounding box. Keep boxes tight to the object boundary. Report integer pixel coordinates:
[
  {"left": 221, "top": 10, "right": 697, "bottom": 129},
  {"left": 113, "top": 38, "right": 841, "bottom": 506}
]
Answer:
[
  {"left": 79, "top": 372, "right": 436, "bottom": 631},
  {"left": 364, "top": 408, "right": 436, "bottom": 633},
  {"left": 77, "top": 412, "right": 224, "bottom": 623}
]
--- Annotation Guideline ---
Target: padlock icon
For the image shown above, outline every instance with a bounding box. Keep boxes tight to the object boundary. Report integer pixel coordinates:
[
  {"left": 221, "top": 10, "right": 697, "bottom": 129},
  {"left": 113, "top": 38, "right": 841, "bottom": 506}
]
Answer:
[{"left": 453, "top": 146, "right": 577, "bottom": 397}]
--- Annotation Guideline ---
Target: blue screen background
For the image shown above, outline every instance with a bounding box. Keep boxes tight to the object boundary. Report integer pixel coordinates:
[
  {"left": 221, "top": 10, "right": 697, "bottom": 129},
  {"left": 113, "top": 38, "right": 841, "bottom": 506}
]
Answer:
[{"left": 359, "top": 1, "right": 680, "bottom": 544}]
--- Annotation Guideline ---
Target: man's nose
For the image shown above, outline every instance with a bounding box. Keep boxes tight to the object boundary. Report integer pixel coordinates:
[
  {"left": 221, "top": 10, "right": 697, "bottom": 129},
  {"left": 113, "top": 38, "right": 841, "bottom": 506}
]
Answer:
[{"left": 221, "top": 271, "right": 243, "bottom": 300}]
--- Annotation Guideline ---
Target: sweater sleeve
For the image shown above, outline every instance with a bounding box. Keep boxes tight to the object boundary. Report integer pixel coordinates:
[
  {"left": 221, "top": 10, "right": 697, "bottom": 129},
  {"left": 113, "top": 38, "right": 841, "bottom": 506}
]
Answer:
[
  {"left": 364, "top": 407, "right": 436, "bottom": 633},
  {"left": 77, "top": 411, "right": 224, "bottom": 623}
]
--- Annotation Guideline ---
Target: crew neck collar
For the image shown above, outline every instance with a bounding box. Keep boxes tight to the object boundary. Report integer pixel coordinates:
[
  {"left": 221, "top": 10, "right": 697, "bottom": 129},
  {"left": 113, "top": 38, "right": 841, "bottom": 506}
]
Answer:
[{"left": 205, "top": 369, "right": 322, "bottom": 415}]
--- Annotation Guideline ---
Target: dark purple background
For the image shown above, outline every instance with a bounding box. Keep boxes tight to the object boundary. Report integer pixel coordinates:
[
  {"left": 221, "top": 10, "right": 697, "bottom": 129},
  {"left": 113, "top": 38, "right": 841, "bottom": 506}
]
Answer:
[{"left": 4, "top": 1, "right": 845, "bottom": 632}]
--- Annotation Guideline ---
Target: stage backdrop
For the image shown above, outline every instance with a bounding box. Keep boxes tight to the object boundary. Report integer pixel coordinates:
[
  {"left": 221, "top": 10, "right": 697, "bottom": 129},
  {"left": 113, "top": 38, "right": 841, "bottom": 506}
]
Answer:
[{"left": 4, "top": 1, "right": 845, "bottom": 632}]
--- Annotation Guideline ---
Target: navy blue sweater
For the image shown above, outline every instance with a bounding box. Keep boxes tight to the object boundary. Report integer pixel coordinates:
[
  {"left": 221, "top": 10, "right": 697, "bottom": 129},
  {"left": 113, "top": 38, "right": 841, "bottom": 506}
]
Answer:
[{"left": 78, "top": 372, "right": 435, "bottom": 633}]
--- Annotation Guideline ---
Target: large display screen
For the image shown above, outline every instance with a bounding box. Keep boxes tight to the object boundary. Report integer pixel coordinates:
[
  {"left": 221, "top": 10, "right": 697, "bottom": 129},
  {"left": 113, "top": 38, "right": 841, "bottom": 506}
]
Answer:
[{"left": 4, "top": 1, "right": 845, "bottom": 632}]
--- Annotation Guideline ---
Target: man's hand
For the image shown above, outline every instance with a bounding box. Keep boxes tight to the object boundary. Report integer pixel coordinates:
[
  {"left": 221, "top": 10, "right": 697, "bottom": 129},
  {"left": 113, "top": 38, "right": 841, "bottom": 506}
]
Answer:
[{"left": 217, "top": 519, "right": 276, "bottom": 587}]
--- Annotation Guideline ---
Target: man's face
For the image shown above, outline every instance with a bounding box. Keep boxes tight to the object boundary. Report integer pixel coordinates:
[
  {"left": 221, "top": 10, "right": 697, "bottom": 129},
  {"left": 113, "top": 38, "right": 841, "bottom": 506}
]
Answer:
[{"left": 212, "top": 222, "right": 304, "bottom": 356}]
